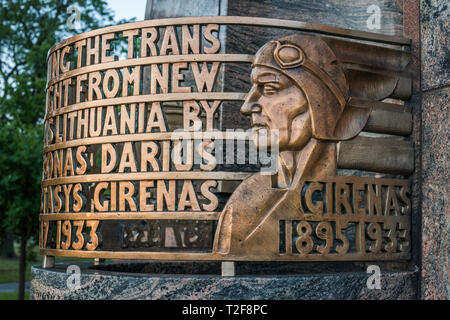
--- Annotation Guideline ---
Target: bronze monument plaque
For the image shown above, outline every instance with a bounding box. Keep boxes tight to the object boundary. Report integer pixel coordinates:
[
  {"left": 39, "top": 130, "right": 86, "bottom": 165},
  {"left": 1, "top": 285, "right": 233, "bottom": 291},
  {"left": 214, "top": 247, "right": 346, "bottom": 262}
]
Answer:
[{"left": 40, "top": 17, "right": 413, "bottom": 263}]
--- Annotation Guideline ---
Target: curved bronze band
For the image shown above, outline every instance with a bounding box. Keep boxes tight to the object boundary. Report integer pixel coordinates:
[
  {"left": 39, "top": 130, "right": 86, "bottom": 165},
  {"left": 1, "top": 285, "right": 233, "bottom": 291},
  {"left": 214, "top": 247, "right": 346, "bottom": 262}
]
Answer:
[
  {"left": 39, "top": 248, "right": 410, "bottom": 262},
  {"left": 41, "top": 172, "right": 252, "bottom": 187},
  {"left": 39, "top": 212, "right": 221, "bottom": 221},
  {"left": 43, "top": 131, "right": 252, "bottom": 153},
  {"left": 46, "top": 54, "right": 254, "bottom": 89},
  {"left": 45, "top": 92, "right": 247, "bottom": 120},
  {"left": 47, "top": 16, "right": 410, "bottom": 59}
]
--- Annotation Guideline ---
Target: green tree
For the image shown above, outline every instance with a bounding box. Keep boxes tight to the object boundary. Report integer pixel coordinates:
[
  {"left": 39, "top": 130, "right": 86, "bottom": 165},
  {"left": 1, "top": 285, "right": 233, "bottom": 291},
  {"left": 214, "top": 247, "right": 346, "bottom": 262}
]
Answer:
[{"left": 0, "top": 0, "right": 132, "bottom": 300}]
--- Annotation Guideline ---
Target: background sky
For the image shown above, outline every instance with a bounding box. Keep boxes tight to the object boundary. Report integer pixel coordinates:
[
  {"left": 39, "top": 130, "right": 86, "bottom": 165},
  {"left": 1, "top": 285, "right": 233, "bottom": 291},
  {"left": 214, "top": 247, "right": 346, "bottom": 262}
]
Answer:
[{"left": 107, "top": 0, "right": 148, "bottom": 21}]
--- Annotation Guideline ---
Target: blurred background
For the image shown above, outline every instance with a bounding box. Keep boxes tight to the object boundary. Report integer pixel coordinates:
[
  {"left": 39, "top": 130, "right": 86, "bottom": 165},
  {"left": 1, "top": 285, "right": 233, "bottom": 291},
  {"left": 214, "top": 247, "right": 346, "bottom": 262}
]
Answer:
[{"left": 0, "top": 0, "right": 146, "bottom": 300}]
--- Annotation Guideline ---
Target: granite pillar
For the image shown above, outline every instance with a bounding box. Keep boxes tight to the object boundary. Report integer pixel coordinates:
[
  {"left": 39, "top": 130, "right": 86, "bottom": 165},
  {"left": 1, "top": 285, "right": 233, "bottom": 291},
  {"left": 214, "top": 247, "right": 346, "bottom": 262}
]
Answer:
[{"left": 418, "top": 0, "right": 449, "bottom": 300}]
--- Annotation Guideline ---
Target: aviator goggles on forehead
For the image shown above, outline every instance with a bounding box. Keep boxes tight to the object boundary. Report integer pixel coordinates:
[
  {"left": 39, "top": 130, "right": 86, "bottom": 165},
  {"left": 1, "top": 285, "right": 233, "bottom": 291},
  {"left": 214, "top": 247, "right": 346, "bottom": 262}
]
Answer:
[{"left": 255, "top": 41, "right": 347, "bottom": 107}]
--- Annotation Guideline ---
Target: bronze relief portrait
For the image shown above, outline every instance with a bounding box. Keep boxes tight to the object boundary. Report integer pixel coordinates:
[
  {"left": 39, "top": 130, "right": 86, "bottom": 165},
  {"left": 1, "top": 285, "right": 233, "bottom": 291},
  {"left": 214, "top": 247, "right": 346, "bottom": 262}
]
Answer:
[{"left": 213, "top": 34, "right": 372, "bottom": 258}]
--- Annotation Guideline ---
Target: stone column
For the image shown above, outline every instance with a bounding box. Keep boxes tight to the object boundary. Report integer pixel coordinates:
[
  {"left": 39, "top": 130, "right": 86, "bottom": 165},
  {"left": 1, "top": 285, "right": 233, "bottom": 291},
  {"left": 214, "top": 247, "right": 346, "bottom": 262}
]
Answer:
[{"left": 418, "top": 0, "right": 449, "bottom": 300}]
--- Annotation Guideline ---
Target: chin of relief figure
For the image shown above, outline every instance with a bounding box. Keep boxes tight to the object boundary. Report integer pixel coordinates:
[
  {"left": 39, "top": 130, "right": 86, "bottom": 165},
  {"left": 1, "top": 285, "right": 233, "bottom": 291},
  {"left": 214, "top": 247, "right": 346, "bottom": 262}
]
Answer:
[
  {"left": 250, "top": 127, "right": 279, "bottom": 176},
  {"left": 212, "top": 34, "right": 371, "bottom": 257}
]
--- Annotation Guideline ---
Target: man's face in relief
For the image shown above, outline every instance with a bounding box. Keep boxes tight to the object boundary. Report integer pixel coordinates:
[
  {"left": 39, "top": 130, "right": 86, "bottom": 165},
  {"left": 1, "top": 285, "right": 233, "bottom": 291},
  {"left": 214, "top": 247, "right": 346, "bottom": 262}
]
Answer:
[{"left": 241, "top": 66, "right": 312, "bottom": 151}]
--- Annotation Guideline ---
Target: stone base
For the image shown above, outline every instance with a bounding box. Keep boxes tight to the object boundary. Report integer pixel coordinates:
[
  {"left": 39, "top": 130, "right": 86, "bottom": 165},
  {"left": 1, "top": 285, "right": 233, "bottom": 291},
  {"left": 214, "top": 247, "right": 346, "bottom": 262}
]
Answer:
[{"left": 31, "top": 261, "right": 418, "bottom": 300}]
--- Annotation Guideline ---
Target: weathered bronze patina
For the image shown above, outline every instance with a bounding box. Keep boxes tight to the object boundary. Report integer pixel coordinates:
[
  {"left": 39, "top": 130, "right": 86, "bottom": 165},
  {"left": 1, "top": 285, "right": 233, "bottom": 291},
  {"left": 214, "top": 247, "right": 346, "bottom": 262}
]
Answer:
[{"left": 40, "top": 17, "right": 413, "bottom": 264}]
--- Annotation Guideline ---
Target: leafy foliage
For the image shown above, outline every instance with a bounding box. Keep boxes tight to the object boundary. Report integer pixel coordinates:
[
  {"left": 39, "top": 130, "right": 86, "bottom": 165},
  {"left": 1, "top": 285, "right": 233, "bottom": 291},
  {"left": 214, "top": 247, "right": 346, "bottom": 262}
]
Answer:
[{"left": 0, "top": 0, "right": 132, "bottom": 246}]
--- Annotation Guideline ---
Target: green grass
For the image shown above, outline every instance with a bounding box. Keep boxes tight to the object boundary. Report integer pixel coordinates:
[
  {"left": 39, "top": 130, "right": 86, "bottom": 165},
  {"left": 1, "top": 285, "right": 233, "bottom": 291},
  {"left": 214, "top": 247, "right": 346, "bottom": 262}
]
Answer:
[
  {"left": 0, "top": 257, "right": 35, "bottom": 283},
  {"left": 0, "top": 245, "right": 91, "bottom": 284},
  {"left": 0, "top": 245, "right": 40, "bottom": 283},
  {"left": 0, "top": 244, "right": 95, "bottom": 300},
  {"left": 0, "top": 291, "right": 30, "bottom": 300}
]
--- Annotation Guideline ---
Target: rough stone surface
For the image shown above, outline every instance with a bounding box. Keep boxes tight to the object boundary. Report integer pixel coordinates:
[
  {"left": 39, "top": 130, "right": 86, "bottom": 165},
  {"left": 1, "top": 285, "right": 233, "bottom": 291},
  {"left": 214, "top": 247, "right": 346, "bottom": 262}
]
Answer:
[
  {"left": 228, "top": 0, "right": 404, "bottom": 35},
  {"left": 145, "top": 0, "right": 223, "bottom": 19},
  {"left": 31, "top": 262, "right": 418, "bottom": 300},
  {"left": 418, "top": 0, "right": 450, "bottom": 300},
  {"left": 420, "top": 0, "right": 450, "bottom": 91},
  {"left": 409, "top": 93, "right": 423, "bottom": 269},
  {"left": 403, "top": 2, "right": 422, "bottom": 277},
  {"left": 420, "top": 87, "right": 450, "bottom": 299}
]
